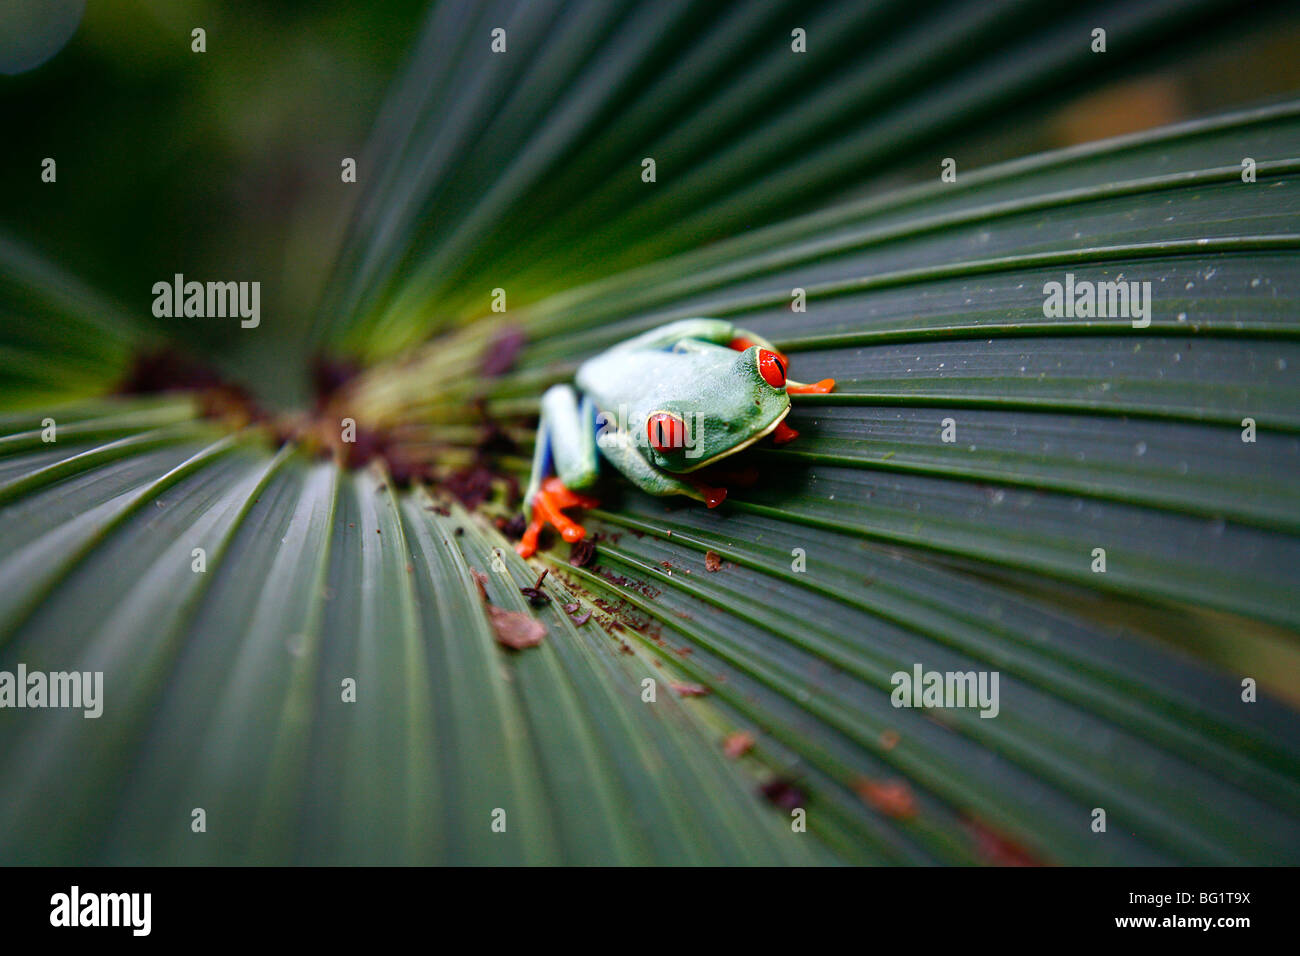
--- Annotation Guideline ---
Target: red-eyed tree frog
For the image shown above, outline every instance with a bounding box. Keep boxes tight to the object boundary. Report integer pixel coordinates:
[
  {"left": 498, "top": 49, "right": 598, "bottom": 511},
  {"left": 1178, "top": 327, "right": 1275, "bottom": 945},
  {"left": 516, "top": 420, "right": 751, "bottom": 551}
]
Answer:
[{"left": 516, "top": 318, "right": 834, "bottom": 557}]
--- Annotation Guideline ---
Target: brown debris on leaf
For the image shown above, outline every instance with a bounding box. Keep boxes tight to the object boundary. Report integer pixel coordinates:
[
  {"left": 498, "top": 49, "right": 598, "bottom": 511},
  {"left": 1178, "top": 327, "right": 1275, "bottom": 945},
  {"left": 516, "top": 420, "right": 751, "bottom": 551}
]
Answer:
[
  {"left": 120, "top": 347, "right": 269, "bottom": 431},
  {"left": 444, "top": 465, "right": 498, "bottom": 510},
  {"left": 568, "top": 538, "right": 596, "bottom": 567},
  {"left": 519, "top": 569, "right": 551, "bottom": 606},
  {"left": 704, "top": 550, "right": 722, "bottom": 572},
  {"left": 759, "top": 777, "right": 806, "bottom": 810},
  {"left": 337, "top": 424, "right": 387, "bottom": 470},
  {"left": 480, "top": 325, "right": 527, "bottom": 377},
  {"left": 723, "top": 731, "right": 755, "bottom": 759},
  {"left": 309, "top": 355, "right": 362, "bottom": 410},
  {"left": 486, "top": 606, "right": 545, "bottom": 650},
  {"left": 853, "top": 777, "right": 917, "bottom": 820},
  {"left": 384, "top": 445, "right": 436, "bottom": 486},
  {"left": 963, "top": 816, "right": 1045, "bottom": 867},
  {"left": 120, "top": 347, "right": 228, "bottom": 395},
  {"left": 471, "top": 567, "right": 545, "bottom": 650},
  {"left": 470, "top": 568, "right": 490, "bottom": 598},
  {"left": 476, "top": 418, "right": 519, "bottom": 459}
]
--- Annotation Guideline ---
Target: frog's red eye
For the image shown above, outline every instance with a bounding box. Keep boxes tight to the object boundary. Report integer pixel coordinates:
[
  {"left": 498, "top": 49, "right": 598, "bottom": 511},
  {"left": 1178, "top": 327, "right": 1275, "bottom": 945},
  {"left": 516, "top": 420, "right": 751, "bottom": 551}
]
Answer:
[
  {"left": 757, "top": 349, "right": 787, "bottom": 388},
  {"left": 647, "top": 412, "right": 685, "bottom": 453}
]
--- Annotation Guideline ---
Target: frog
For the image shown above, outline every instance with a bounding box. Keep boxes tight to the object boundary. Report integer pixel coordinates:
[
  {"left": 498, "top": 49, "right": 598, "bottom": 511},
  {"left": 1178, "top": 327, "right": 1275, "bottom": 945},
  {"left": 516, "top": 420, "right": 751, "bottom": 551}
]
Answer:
[{"left": 515, "top": 318, "right": 834, "bottom": 558}]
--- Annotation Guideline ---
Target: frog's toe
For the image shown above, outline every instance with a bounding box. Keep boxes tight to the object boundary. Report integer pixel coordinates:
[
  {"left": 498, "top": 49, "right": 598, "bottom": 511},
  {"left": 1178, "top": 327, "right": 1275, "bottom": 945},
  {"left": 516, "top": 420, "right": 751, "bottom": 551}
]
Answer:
[
  {"left": 517, "top": 478, "right": 597, "bottom": 555},
  {"left": 772, "top": 421, "right": 800, "bottom": 445},
  {"left": 786, "top": 378, "right": 835, "bottom": 394},
  {"left": 686, "top": 478, "right": 728, "bottom": 508},
  {"left": 516, "top": 518, "right": 544, "bottom": 558},
  {"left": 537, "top": 496, "right": 587, "bottom": 544}
]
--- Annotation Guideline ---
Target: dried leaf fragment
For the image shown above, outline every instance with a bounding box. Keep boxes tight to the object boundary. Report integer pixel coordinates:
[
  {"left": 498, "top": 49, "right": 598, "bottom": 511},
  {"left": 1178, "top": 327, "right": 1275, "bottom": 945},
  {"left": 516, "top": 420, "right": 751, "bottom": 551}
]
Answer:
[
  {"left": 471, "top": 567, "right": 545, "bottom": 650},
  {"left": 520, "top": 568, "right": 550, "bottom": 606},
  {"left": 963, "top": 817, "right": 1044, "bottom": 867},
  {"left": 723, "top": 731, "right": 755, "bottom": 759},
  {"left": 486, "top": 605, "right": 546, "bottom": 650},
  {"left": 853, "top": 777, "right": 917, "bottom": 820},
  {"left": 759, "top": 777, "right": 806, "bottom": 810},
  {"left": 568, "top": 538, "right": 596, "bottom": 567}
]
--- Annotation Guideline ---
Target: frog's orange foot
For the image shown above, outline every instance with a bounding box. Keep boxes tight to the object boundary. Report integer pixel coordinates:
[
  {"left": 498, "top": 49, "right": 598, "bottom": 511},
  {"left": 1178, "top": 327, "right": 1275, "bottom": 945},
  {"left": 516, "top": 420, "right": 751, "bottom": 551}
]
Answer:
[
  {"left": 515, "top": 477, "right": 600, "bottom": 558},
  {"left": 786, "top": 378, "right": 836, "bottom": 395},
  {"left": 772, "top": 421, "right": 800, "bottom": 445},
  {"left": 687, "top": 478, "right": 728, "bottom": 508}
]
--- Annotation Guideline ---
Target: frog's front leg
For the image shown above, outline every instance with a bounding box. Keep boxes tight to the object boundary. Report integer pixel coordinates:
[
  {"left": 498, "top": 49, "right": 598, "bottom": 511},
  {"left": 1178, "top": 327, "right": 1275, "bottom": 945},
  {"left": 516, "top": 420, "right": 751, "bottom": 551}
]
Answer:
[
  {"left": 517, "top": 385, "right": 601, "bottom": 558},
  {"left": 595, "top": 423, "right": 728, "bottom": 509}
]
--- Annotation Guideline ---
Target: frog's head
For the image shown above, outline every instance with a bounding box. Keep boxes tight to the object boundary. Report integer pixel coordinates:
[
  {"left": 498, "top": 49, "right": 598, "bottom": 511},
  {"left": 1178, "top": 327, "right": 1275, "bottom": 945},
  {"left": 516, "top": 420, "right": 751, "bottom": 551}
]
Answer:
[{"left": 641, "top": 346, "right": 791, "bottom": 473}]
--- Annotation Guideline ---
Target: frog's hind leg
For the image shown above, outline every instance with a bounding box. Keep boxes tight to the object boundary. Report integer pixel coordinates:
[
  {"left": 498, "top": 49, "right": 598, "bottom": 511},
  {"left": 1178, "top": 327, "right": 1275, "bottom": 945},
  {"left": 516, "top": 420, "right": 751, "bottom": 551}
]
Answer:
[
  {"left": 517, "top": 385, "right": 601, "bottom": 558},
  {"left": 725, "top": 326, "right": 782, "bottom": 356},
  {"left": 607, "top": 318, "right": 738, "bottom": 353},
  {"left": 525, "top": 477, "right": 600, "bottom": 552}
]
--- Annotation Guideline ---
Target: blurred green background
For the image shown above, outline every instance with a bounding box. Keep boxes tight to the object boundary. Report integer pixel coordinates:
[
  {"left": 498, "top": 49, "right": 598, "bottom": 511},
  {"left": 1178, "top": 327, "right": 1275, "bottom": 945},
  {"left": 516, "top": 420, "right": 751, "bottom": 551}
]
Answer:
[
  {"left": 1, "top": 0, "right": 425, "bottom": 407},
  {"left": 4, "top": 0, "right": 1300, "bottom": 411}
]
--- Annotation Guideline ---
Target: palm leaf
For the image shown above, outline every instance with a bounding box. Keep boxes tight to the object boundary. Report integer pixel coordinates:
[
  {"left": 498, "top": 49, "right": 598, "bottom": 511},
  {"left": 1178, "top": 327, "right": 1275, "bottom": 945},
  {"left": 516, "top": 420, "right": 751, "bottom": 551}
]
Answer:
[{"left": 1, "top": 0, "right": 1298, "bottom": 865}]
